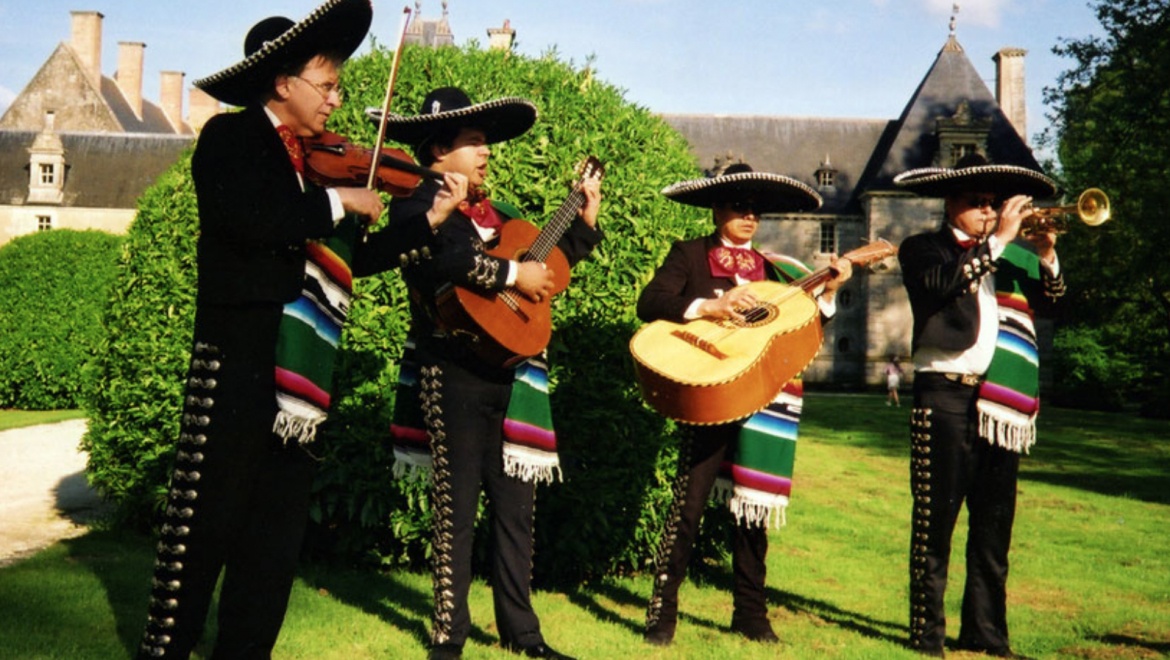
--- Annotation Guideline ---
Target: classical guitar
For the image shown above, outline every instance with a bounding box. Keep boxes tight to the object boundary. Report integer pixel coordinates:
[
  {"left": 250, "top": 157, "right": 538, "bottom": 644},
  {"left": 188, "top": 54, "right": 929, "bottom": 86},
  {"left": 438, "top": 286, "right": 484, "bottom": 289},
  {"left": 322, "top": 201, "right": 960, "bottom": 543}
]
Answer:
[
  {"left": 629, "top": 239, "right": 896, "bottom": 425},
  {"left": 435, "top": 157, "right": 605, "bottom": 368}
]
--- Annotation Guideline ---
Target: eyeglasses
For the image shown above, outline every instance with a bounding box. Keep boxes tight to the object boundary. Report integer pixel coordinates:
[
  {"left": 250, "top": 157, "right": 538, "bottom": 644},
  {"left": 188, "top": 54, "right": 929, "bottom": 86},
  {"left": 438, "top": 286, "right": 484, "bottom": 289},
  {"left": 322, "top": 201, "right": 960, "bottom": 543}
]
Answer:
[
  {"left": 717, "top": 201, "right": 759, "bottom": 215},
  {"left": 964, "top": 196, "right": 997, "bottom": 209},
  {"left": 292, "top": 75, "right": 343, "bottom": 102}
]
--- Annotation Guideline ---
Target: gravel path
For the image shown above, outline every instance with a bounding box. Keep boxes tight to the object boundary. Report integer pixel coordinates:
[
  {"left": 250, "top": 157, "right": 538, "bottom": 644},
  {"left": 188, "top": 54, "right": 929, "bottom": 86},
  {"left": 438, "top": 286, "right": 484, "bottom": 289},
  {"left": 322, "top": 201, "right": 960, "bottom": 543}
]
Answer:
[{"left": 0, "top": 419, "right": 107, "bottom": 567}]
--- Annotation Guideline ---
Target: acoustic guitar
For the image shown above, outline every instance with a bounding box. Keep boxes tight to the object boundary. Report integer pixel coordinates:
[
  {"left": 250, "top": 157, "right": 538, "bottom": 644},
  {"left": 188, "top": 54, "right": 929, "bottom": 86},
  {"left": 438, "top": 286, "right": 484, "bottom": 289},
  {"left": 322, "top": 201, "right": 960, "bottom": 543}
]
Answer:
[
  {"left": 435, "top": 157, "right": 605, "bottom": 368},
  {"left": 629, "top": 239, "right": 896, "bottom": 425}
]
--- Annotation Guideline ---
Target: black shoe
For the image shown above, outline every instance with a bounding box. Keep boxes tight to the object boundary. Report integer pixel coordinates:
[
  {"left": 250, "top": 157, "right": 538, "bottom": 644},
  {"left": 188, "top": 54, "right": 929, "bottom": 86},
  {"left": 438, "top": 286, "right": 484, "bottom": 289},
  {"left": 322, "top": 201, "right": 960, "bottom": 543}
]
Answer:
[
  {"left": 643, "top": 621, "right": 675, "bottom": 646},
  {"left": 730, "top": 618, "right": 779, "bottom": 643},
  {"left": 428, "top": 642, "right": 463, "bottom": 660},
  {"left": 504, "top": 642, "right": 575, "bottom": 659}
]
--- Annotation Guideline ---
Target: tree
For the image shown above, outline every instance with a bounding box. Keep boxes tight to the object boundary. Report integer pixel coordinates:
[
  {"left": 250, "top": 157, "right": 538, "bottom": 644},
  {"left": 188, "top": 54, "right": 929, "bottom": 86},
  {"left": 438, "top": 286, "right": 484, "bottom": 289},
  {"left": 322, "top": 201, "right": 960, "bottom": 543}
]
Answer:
[{"left": 1041, "top": 0, "right": 1170, "bottom": 415}]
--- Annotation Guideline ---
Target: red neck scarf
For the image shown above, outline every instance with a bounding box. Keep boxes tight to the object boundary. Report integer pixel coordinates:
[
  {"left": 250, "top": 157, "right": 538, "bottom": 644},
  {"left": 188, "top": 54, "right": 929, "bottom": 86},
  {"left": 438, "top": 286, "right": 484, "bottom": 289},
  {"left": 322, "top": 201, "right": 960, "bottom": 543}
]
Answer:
[
  {"left": 276, "top": 125, "right": 304, "bottom": 174},
  {"left": 459, "top": 190, "right": 504, "bottom": 231},
  {"left": 708, "top": 245, "right": 766, "bottom": 281}
]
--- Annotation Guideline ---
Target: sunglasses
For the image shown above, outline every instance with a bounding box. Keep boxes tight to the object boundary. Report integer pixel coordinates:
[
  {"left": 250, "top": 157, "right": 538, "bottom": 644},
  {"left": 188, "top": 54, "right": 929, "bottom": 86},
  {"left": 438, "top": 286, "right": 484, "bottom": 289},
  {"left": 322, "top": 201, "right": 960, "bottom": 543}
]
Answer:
[
  {"left": 717, "top": 201, "right": 759, "bottom": 214},
  {"left": 964, "top": 196, "right": 997, "bottom": 209}
]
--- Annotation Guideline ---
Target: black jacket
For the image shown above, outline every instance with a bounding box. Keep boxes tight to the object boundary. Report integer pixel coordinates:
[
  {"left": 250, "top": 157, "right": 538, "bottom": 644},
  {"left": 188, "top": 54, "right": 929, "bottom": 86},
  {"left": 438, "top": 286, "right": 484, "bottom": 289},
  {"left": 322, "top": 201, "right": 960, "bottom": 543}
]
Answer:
[
  {"left": 190, "top": 106, "right": 434, "bottom": 305},
  {"left": 898, "top": 227, "right": 1063, "bottom": 353}
]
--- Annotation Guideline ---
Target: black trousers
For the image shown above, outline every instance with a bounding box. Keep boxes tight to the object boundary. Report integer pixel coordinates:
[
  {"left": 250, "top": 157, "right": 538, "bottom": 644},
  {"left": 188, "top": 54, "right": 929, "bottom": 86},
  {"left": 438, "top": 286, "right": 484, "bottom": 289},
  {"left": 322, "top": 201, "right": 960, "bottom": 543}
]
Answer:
[
  {"left": 646, "top": 424, "right": 770, "bottom": 630},
  {"left": 418, "top": 344, "right": 544, "bottom": 650},
  {"left": 909, "top": 373, "right": 1019, "bottom": 654},
  {"left": 138, "top": 304, "right": 318, "bottom": 660}
]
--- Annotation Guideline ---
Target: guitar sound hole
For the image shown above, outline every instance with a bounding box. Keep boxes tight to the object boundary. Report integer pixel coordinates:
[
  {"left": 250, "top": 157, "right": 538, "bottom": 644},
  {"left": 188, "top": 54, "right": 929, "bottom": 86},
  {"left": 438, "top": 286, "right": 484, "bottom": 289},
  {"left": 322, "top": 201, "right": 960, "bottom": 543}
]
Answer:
[{"left": 717, "top": 302, "right": 778, "bottom": 328}]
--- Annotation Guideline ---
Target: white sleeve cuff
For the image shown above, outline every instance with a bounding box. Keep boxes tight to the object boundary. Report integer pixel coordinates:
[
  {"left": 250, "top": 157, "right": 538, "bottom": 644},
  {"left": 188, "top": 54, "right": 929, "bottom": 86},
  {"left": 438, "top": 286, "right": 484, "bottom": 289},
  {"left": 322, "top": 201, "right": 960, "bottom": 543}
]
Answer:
[
  {"left": 326, "top": 188, "right": 345, "bottom": 225},
  {"left": 683, "top": 299, "right": 706, "bottom": 320}
]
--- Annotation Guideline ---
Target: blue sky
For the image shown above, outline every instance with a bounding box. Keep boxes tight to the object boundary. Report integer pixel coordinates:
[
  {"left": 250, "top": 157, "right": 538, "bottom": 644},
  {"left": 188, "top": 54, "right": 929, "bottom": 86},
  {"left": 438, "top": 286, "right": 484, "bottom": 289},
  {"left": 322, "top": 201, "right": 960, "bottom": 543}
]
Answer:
[{"left": 0, "top": 0, "right": 1103, "bottom": 151}]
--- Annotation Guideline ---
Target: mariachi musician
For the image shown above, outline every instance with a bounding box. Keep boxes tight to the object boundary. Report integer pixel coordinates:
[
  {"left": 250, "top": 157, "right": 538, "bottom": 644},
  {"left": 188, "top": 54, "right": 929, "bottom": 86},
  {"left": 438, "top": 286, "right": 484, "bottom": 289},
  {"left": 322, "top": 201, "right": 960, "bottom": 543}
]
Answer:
[
  {"left": 637, "top": 163, "right": 852, "bottom": 646},
  {"left": 371, "top": 86, "right": 602, "bottom": 660},
  {"left": 135, "top": 1, "right": 456, "bottom": 657},
  {"left": 896, "top": 153, "right": 1064, "bottom": 657}
]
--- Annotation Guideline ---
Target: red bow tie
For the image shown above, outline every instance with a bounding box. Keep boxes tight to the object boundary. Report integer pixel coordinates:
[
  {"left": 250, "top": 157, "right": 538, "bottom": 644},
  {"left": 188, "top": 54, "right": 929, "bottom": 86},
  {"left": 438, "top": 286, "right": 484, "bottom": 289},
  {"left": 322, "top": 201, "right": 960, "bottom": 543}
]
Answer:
[
  {"left": 956, "top": 237, "right": 979, "bottom": 250},
  {"left": 459, "top": 192, "right": 503, "bottom": 231},
  {"left": 708, "top": 246, "right": 765, "bottom": 281},
  {"left": 276, "top": 125, "right": 304, "bottom": 175}
]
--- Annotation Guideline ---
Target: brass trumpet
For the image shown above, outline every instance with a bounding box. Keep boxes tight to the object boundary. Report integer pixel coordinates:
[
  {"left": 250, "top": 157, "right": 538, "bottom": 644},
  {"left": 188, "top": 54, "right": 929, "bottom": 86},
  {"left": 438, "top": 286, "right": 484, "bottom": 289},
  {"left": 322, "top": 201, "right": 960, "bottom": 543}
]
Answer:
[{"left": 1020, "top": 188, "right": 1111, "bottom": 236}]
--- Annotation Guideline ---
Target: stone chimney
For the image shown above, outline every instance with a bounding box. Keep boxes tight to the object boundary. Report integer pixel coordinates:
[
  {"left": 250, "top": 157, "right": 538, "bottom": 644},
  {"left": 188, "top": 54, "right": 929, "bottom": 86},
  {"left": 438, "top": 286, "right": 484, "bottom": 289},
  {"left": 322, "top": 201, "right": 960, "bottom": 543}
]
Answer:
[
  {"left": 70, "top": 10, "right": 104, "bottom": 86},
  {"left": 487, "top": 19, "right": 516, "bottom": 51},
  {"left": 187, "top": 87, "right": 221, "bottom": 134},
  {"left": 160, "top": 70, "right": 185, "bottom": 132},
  {"left": 993, "top": 47, "right": 1027, "bottom": 142},
  {"left": 116, "top": 41, "right": 146, "bottom": 119}
]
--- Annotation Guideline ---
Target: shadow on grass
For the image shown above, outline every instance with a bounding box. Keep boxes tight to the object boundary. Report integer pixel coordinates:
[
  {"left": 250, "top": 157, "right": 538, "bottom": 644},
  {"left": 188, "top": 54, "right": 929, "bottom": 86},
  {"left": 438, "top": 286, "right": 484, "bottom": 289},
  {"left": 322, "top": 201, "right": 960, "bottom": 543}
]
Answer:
[
  {"left": 803, "top": 392, "right": 1170, "bottom": 506},
  {"left": 298, "top": 563, "right": 498, "bottom": 650},
  {"left": 563, "top": 573, "right": 907, "bottom": 647},
  {"left": 1091, "top": 632, "right": 1170, "bottom": 657},
  {"left": 62, "top": 529, "right": 156, "bottom": 658}
]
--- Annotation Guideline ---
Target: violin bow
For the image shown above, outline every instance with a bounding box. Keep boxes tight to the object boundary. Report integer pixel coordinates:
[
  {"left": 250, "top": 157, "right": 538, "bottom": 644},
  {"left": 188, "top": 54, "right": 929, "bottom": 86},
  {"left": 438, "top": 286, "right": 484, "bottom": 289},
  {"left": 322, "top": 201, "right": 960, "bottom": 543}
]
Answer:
[{"left": 366, "top": 6, "right": 413, "bottom": 191}]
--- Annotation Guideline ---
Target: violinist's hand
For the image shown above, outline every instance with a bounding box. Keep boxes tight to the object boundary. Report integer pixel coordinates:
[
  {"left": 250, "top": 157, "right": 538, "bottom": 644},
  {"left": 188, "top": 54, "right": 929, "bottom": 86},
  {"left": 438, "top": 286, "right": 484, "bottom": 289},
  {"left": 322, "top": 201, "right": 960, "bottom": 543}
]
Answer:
[
  {"left": 428, "top": 172, "right": 469, "bottom": 229},
  {"left": 578, "top": 178, "right": 602, "bottom": 228},
  {"left": 336, "top": 187, "right": 385, "bottom": 224},
  {"left": 698, "top": 284, "right": 759, "bottom": 323},
  {"left": 515, "top": 262, "right": 555, "bottom": 303}
]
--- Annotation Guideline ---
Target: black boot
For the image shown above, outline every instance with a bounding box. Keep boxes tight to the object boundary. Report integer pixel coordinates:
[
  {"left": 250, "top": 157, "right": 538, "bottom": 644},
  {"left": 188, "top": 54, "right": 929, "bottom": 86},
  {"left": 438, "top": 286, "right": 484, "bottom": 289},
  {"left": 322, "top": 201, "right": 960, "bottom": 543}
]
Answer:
[{"left": 644, "top": 569, "right": 679, "bottom": 645}]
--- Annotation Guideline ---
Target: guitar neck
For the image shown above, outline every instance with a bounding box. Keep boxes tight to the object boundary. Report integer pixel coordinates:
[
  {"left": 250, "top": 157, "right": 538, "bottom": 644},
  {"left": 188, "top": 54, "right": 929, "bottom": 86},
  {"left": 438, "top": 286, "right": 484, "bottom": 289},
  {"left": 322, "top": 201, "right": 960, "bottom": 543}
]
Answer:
[{"left": 524, "top": 189, "right": 586, "bottom": 263}]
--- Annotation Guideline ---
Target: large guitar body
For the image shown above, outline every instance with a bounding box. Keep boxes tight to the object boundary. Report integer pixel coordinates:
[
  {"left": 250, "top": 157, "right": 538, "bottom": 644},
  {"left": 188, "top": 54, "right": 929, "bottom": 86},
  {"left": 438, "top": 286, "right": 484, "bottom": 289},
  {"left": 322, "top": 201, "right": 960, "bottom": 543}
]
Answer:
[
  {"left": 630, "top": 281, "right": 824, "bottom": 425},
  {"left": 630, "top": 239, "right": 896, "bottom": 425},
  {"left": 435, "top": 220, "right": 571, "bottom": 368}
]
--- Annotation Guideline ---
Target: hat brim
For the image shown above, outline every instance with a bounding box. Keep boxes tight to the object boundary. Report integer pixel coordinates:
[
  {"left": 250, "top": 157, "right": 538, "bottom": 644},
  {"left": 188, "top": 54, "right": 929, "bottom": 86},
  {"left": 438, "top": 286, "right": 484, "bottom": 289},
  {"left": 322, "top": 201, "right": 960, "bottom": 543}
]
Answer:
[
  {"left": 894, "top": 164, "right": 1058, "bottom": 199},
  {"left": 194, "top": 0, "right": 372, "bottom": 107},
  {"left": 662, "top": 172, "right": 823, "bottom": 213},
  {"left": 368, "top": 98, "right": 538, "bottom": 147}
]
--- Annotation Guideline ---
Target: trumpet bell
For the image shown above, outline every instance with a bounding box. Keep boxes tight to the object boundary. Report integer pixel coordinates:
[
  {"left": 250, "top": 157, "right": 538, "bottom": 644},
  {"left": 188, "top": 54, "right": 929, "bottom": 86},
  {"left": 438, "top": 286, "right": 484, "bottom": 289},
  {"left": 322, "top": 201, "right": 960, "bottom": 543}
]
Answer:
[
  {"left": 1022, "top": 187, "right": 1111, "bottom": 235},
  {"left": 1077, "top": 188, "right": 1111, "bottom": 226}
]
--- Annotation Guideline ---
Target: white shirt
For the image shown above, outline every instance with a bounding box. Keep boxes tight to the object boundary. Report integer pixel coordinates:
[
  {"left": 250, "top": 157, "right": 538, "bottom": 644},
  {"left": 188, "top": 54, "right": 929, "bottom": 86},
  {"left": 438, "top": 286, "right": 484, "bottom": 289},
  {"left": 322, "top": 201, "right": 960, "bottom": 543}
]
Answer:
[{"left": 914, "top": 228, "right": 1059, "bottom": 376}]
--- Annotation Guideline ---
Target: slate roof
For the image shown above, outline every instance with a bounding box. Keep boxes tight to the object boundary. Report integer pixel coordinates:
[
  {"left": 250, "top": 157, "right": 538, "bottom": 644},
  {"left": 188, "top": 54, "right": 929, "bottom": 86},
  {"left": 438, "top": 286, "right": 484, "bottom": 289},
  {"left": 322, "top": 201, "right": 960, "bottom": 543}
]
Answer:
[
  {"left": 0, "top": 130, "right": 192, "bottom": 208},
  {"left": 662, "top": 35, "right": 1042, "bottom": 215},
  {"left": 662, "top": 114, "right": 894, "bottom": 215}
]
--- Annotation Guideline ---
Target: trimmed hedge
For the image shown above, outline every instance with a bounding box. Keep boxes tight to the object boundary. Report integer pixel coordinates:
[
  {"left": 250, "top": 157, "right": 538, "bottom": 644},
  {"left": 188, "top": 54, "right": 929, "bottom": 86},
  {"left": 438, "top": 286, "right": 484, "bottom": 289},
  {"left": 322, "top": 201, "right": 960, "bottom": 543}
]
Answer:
[
  {"left": 0, "top": 229, "right": 124, "bottom": 410},
  {"left": 82, "top": 43, "right": 719, "bottom": 583}
]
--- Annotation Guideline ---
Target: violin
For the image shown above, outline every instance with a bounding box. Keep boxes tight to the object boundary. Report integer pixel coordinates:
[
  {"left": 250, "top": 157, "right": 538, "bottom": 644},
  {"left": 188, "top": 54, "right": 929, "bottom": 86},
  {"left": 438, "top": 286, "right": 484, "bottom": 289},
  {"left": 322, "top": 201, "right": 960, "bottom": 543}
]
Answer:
[{"left": 303, "top": 130, "right": 444, "bottom": 197}]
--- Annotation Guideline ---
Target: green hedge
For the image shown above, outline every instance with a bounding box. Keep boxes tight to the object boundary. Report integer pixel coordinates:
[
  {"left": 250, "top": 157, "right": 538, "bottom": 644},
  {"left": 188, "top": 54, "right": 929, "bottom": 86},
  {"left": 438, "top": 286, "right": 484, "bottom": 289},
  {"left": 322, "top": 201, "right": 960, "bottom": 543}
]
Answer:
[
  {"left": 82, "top": 43, "right": 719, "bottom": 583},
  {"left": 0, "top": 229, "right": 124, "bottom": 409}
]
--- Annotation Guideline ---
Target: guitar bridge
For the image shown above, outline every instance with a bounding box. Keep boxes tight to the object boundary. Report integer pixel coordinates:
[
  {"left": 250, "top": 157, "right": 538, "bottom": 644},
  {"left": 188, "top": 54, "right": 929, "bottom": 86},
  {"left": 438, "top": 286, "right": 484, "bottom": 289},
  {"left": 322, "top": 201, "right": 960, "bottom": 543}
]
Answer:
[{"left": 670, "top": 330, "right": 728, "bottom": 360}]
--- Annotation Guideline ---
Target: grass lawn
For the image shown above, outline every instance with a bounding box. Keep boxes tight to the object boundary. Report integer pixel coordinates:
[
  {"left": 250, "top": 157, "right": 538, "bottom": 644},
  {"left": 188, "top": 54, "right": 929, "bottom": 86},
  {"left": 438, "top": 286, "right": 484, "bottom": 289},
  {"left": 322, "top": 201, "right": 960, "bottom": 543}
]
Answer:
[
  {"left": 0, "top": 409, "right": 84, "bottom": 432},
  {"left": 1, "top": 395, "right": 1167, "bottom": 659}
]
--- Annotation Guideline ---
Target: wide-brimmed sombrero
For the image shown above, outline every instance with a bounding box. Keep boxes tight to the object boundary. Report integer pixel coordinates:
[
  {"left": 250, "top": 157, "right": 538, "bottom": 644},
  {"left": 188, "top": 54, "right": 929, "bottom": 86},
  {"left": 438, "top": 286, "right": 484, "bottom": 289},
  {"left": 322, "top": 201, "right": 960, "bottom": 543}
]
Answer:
[
  {"left": 367, "top": 87, "right": 537, "bottom": 148},
  {"left": 194, "top": 0, "right": 372, "bottom": 107},
  {"left": 662, "top": 163, "right": 822, "bottom": 213},
  {"left": 894, "top": 153, "right": 1058, "bottom": 199}
]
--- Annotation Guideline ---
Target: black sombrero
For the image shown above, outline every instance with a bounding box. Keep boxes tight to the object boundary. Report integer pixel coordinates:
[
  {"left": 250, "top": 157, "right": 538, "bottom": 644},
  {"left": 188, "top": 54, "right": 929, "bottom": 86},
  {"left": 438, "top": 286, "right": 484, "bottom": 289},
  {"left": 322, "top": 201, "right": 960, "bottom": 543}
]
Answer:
[
  {"left": 894, "top": 153, "right": 1058, "bottom": 199},
  {"left": 661, "top": 163, "right": 822, "bottom": 213},
  {"left": 193, "top": 0, "right": 372, "bottom": 107},
  {"left": 367, "top": 87, "right": 537, "bottom": 147}
]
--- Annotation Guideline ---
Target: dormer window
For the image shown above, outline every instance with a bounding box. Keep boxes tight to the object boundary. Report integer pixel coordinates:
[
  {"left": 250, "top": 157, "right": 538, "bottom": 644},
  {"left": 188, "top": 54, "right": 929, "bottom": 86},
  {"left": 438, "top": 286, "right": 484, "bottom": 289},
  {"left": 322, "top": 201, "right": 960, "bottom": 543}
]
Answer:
[
  {"left": 950, "top": 142, "right": 978, "bottom": 166},
  {"left": 815, "top": 153, "right": 838, "bottom": 191},
  {"left": 39, "top": 163, "right": 57, "bottom": 185}
]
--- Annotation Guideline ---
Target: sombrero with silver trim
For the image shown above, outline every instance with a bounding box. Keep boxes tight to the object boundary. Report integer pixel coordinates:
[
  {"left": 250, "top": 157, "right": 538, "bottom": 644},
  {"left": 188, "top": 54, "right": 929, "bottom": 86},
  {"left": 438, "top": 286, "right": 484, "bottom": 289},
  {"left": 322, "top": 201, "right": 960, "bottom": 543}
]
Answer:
[
  {"left": 194, "top": 0, "right": 372, "bottom": 107},
  {"left": 367, "top": 87, "right": 537, "bottom": 147},
  {"left": 894, "top": 153, "right": 1058, "bottom": 199},
  {"left": 661, "top": 163, "right": 822, "bottom": 213}
]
